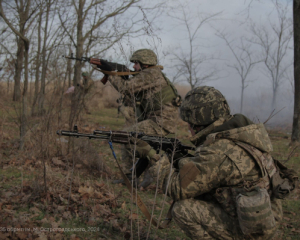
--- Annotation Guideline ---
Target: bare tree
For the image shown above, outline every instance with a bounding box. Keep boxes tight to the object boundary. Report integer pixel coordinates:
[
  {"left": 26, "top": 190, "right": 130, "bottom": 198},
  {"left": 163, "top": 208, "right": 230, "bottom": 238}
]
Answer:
[
  {"left": 0, "top": 0, "right": 39, "bottom": 149},
  {"left": 166, "top": 2, "right": 221, "bottom": 89},
  {"left": 250, "top": 0, "right": 293, "bottom": 110},
  {"left": 292, "top": 0, "right": 300, "bottom": 143},
  {"left": 31, "top": 4, "right": 43, "bottom": 115},
  {"left": 0, "top": 1, "right": 37, "bottom": 102},
  {"left": 58, "top": 0, "right": 144, "bottom": 86},
  {"left": 0, "top": 24, "right": 15, "bottom": 95},
  {"left": 58, "top": 0, "right": 158, "bottom": 128},
  {"left": 36, "top": 0, "right": 64, "bottom": 116},
  {"left": 217, "top": 31, "right": 261, "bottom": 113}
]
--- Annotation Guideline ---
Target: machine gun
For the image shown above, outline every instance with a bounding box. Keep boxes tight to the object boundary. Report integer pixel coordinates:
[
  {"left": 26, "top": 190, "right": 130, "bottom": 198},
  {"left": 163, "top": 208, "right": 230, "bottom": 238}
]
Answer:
[{"left": 57, "top": 125, "right": 194, "bottom": 177}]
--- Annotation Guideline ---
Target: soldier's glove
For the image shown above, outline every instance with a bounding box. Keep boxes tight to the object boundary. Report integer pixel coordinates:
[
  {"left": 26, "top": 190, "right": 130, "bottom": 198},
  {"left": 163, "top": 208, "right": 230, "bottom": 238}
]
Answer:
[
  {"left": 98, "top": 59, "right": 113, "bottom": 71},
  {"left": 127, "top": 138, "right": 158, "bottom": 160}
]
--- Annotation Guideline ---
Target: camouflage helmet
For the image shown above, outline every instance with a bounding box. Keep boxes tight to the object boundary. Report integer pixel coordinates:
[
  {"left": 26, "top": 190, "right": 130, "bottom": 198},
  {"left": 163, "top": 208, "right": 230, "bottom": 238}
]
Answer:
[
  {"left": 130, "top": 49, "right": 157, "bottom": 65},
  {"left": 180, "top": 86, "right": 230, "bottom": 126}
]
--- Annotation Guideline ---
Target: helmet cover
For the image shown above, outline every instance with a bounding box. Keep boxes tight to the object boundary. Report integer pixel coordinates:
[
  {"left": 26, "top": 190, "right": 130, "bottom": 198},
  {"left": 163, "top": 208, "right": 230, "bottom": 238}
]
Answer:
[
  {"left": 130, "top": 49, "right": 157, "bottom": 65},
  {"left": 180, "top": 86, "right": 230, "bottom": 126}
]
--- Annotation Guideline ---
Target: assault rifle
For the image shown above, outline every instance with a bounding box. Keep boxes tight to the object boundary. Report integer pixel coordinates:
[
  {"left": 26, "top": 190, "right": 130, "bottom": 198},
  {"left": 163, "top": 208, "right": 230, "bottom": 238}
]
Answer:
[
  {"left": 63, "top": 53, "right": 133, "bottom": 84},
  {"left": 57, "top": 125, "right": 194, "bottom": 177}
]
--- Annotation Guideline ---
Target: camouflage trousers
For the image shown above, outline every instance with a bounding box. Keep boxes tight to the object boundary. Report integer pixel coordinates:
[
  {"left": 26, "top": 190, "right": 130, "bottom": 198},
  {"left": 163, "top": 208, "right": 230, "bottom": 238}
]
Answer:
[{"left": 172, "top": 198, "right": 281, "bottom": 240}]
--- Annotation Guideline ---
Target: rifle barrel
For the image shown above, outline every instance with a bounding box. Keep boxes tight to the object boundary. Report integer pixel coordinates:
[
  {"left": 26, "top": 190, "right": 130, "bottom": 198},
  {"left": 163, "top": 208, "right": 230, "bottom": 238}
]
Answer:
[{"left": 57, "top": 129, "right": 195, "bottom": 151}]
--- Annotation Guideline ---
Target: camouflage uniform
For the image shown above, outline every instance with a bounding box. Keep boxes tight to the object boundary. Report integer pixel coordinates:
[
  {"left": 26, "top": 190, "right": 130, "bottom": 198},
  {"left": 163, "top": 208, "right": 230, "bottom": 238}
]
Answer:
[
  {"left": 108, "top": 50, "right": 180, "bottom": 175},
  {"left": 143, "top": 87, "right": 282, "bottom": 239},
  {"left": 109, "top": 66, "right": 179, "bottom": 134}
]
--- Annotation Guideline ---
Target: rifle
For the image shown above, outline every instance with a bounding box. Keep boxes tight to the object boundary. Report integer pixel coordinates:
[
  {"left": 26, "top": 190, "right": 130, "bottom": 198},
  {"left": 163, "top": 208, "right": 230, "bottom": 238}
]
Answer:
[
  {"left": 63, "top": 53, "right": 134, "bottom": 84},
  {"left": 57, "top": 125, "right": 194, "bottom": 177}
]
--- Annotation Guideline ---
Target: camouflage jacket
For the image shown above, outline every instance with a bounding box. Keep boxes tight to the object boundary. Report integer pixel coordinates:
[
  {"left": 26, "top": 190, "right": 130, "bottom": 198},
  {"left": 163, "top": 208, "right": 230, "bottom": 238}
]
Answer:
[
  {"left": 147, "top": 114, "right": 283, "bottom": 237},
  {"left": 109, "top": 67, "right": 179, "bottom": 133},
  {"left": 151, "top": 115, "right": 281, "bottom": 208}
]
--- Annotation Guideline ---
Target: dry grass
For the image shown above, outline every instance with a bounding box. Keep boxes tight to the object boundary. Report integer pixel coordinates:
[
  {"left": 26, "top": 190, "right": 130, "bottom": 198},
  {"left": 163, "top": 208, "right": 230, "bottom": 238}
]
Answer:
[{"left": 0, "top": 80, "right": 299, "bottom": 240}]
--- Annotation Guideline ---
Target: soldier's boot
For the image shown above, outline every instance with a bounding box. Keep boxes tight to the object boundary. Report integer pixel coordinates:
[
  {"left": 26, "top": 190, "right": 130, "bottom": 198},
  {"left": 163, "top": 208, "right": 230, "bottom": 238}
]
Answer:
[{"left": 138, "top": 169, "right": 153, "bottom": 189}]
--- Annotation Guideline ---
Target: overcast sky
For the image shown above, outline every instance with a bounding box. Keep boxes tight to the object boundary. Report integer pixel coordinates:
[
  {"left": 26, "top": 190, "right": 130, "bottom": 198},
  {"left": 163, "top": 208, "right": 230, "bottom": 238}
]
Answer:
[{"left": 127, "top": 0, "right": 294, "bottom": 126}]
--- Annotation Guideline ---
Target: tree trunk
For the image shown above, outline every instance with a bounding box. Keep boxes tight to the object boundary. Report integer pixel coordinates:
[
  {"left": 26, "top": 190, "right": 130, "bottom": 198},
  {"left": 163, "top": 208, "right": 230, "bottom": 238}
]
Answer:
[
  {"left": 292, "top": 0, "right": 300, "bottom": 143},
  {"left": 240, "top": 83, "right": 244, "bottom": 114},
  {"left": 69, "top": 0, "right": 84, "bottom": 129},
  {"left": 271, "top": 85, "right": 278, "bottom": 110},
  {"left": 32, "top": 9, "right": 42, "bottom": 116},
  {"left": 67, "top": 47, "right": 72, "bottom": 87},
  {"left": 20, "top": 41, "right": 30, "bottom": 150},
  {"left": 13, "top": 38, "right": 24, "bottom": 102},
  {"left": 38, "top": 1, "right": 50, "bottom": 116}
]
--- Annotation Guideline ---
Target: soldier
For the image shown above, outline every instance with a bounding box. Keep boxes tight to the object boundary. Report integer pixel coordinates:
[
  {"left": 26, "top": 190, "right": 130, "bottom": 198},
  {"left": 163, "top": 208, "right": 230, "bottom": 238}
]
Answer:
[
  {"left": 132, "top": 86, "right": 285, "bottom": 239},
  {"left": 99, "top": 49, "right": 181, "bottom": 188}
]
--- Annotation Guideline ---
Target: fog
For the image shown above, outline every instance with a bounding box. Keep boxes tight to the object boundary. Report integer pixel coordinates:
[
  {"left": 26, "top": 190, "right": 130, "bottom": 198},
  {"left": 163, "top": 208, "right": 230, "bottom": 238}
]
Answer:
[
  {"left": 79, "top": 0, "right": 294, "bottom": 128},
  {"left": 132, "top": 0, "right": 294, "bottom": 128},
  {"left": 1, "top": 0, "right": 293, "bottom": 128}
]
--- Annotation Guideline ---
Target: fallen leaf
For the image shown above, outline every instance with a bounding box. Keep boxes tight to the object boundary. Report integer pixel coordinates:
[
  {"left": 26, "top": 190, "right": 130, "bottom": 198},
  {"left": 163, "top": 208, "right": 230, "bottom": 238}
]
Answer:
[
  {"left": 111, "top": 219, "right": 120, "bottom": 230},
  {"left": 95, "top": 182, "right": 105, "bottom": 188},
  {"left": 78, "top": 186, "right": 94, "bottom": 195},
  {"left": 129, "top": 213, "right": 138, "bottom": 220},
  {"left": 121, "top": 201, "right": 126, "bottom": 210},
  {"left": 93, "top": 204, "right": 111, "bottom": 216},
  {"left": 4, "top": 192, "right": 14, "bottom": 198},
  {"left": 36, "top": 232, "right": 48, "bottom": 240},
  {"left": 70, "top": 234, "right": 80, "bottom": 240},
  {"left": 51, "top": 218, "right": 62, "bottom": 228},
  {"left": 41, "top": 217, "right": 49, "bottom": 224},
  {"left": 94, "top": 191, "right": 103, "bottom": 199},
  {"left": 30, "top": 213, "right": 40, "bottom": 219},
  {"left": 81, "top": 193, "right": 90, "bottom": 201},
  {"left": 59, "top": 194, "right": 68, "bottom": 205},
  {"left": 62, "top": 211, "right": 71, "bottom": 220},
  {"left": 52, "top": 157, "right": 65, "bottom": 167},
  {"left": 30, "top": 206, "right": 41, "bottom": 214},
  {"left": 57, "top": 206, "right": 65, "bottom": 212},
  {"left": 0, "top": 232, "right": 10, "bottom": 239}
]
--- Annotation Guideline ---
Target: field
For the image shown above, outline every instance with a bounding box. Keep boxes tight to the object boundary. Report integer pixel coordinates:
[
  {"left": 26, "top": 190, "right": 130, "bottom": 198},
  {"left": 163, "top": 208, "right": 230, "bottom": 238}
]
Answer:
[{"left": 0, "top": 84, "right": 299, "bottom": 240}]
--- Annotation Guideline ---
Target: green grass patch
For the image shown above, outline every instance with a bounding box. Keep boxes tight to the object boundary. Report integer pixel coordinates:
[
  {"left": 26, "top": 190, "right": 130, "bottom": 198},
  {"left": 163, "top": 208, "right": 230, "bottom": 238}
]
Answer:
[{"left": 86, "top": 108, "right": 125, "bottom": 129}]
